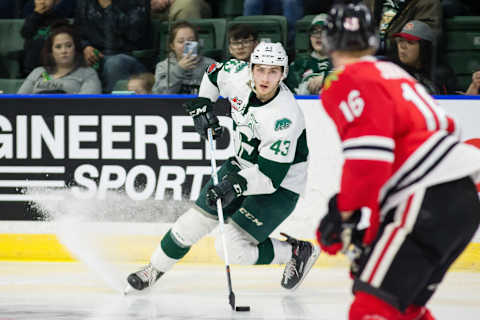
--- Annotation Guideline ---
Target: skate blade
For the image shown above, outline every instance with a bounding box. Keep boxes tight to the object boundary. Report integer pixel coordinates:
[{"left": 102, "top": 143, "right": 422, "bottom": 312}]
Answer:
[
  {"left": 123, "top": 284, "right": 136, "bottom": 296},
  {"left": 283, "top": 245, "right": 321, "bottom": 292}
]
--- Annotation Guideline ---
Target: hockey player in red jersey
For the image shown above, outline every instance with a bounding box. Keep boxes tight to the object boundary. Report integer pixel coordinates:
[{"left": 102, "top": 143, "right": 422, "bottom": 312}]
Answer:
[{"left": 316, "top": 3, "right": 480, "bottom": 320}]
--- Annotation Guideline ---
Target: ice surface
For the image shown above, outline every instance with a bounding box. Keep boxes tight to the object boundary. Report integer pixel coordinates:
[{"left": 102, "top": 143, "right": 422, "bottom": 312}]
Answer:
[{"left": 0, "top": 262, "right": 478, "bottom": 320}]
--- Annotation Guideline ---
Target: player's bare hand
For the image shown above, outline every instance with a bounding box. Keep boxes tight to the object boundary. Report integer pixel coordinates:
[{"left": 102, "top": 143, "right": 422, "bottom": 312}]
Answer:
[
  {"left": 178, "top": 53, "right": 199, "bottom": 70},
  {"left": 83, "top": 46, "right": 103, "bottom": 66},
  {"left": 307, "top": 75, "right": 325, "bottom": 94}
]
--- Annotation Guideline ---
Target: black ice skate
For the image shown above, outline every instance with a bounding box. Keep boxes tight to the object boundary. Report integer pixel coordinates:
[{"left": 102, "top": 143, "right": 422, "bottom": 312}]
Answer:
[
  {"left": 125, "top": 263, "right": 164, "bottom": 294},
  {"left": 280, "top": 232, "right": 320, "bottom": 291}
]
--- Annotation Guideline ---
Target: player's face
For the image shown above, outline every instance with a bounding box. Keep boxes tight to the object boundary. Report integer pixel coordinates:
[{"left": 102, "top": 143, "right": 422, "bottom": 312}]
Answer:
[
  {"left": 252, "top": 64, "right": 283, "bottom": 101},
  {"left": 396, "top": 38, "right": 421, "bottom": 68},
  {"left": 310, "top": 27, "right": 325, "bottom": 54},
  {"left": 52, "top": 33, "right": 75, "bottom": 68},
  {"left": 170, "top": 27, "right": 196, "bottom": 60},
  {"left": 229, "top": 37, "right": 257, "bottom": 61}
]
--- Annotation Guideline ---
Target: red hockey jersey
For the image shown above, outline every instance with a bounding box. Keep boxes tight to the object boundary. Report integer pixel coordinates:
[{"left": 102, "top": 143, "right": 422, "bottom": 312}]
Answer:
[{"left": 321, "top": 57, "right": 480, "bottom": 244}]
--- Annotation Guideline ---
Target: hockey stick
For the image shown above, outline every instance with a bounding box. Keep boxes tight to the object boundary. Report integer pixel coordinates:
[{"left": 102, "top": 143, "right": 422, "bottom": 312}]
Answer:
[{"left": 207, "top": 128, "right": 250, "bottom": 312}]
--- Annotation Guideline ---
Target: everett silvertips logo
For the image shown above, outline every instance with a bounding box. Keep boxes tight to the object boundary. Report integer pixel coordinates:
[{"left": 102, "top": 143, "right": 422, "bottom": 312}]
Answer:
[{"left": 231, "top": 96, "right": 243, "bottom": 111}]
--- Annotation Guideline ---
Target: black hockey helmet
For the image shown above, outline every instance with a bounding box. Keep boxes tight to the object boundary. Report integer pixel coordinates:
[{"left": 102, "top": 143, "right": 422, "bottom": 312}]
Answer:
[{"left": 322, "top": 2, "right": 378, "bottom": 53}]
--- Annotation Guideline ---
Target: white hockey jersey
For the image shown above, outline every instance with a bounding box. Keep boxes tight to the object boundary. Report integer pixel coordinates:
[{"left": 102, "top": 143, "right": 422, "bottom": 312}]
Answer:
[{"left": 199, "top": 59, "right": 309, "bottom": 196}]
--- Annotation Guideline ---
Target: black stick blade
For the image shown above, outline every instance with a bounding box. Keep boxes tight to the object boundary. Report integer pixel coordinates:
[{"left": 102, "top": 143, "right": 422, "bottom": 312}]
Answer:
[
  {"left": 229, "top": 291, "right": 235, "bottom": 310},
  {"left": 235, "top": 306, "right": 251, "bottom": 312}
]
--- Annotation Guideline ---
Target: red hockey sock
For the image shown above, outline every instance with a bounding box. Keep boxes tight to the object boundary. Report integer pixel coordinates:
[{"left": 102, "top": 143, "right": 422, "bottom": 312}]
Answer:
[
  {"left": 399, "top": 305, "right": 435, "bottom": 320},
  {"left": 349, "top": 291, "right": 401, "bottom": 320}
]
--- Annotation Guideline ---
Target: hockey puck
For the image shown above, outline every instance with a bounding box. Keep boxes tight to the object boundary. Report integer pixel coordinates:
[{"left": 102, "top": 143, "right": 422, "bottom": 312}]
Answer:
[{"left": 235, "top": 306, "right": 251, "bottom": 312}]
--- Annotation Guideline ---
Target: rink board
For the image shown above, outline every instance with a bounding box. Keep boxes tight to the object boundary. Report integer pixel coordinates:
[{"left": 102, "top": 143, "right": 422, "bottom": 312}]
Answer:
[
  {"left": 0, "top": 97, "right": 480, "bottom": 272},
  {"left": 0, "top": 222, "right": 479, "bottom": 272}
]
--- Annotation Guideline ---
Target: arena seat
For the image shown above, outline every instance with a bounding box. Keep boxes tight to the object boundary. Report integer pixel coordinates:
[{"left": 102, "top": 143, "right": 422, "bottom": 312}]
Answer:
[
  {"left": 230, "top": 15, "right": 287, "bottom": 46},
  {"left": 444, "top": 16, "right": 480, "bottom": 91},
  {"left": 217, "top": 0, "right": 244, "bottom": 19},
  {"left": 0, "top": 19, "right": 25, "bottom": 78},
  {"left": 294, "top": 15, "right": 316, "bottom": 58},
  {"left": 0, "top": 78, "right": 25, "bottom": 93}
]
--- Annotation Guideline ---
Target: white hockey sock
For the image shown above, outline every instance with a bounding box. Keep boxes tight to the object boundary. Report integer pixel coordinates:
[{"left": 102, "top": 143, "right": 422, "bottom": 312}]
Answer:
[
  {"left": 150, "top": 244, "right": 178, "bottom": 273},
  {"left": 270, "top": 238, "right": 293, "bottom": 265}
]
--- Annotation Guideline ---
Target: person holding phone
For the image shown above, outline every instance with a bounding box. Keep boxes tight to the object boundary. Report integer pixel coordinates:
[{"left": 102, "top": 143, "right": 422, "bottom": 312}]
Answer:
[{"left": 152, "top": 21, "right": 216, "bottom": 94}]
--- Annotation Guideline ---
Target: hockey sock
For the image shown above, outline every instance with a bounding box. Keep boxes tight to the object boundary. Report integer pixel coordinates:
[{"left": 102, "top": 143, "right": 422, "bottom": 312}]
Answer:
[
  {"left": 255, "top": 238, "right": 275, "bottom": 265},
  {"left": 161, "top": 229, "right": 190, "bottom": 259},
  {"left": 149, "top": 229, "right": 188, "bottom": 272},
  {"left": 152, "top": 207, "right": 217, "bottom": 271},
  {"left": 270, "top": 237, "right": 293, "bottom": 265}
]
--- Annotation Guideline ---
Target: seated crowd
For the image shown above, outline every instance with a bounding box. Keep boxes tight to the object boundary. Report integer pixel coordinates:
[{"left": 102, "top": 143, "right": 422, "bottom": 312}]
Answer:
[{"left": 1, "top": 0, "right": 479, "bottom": 95}]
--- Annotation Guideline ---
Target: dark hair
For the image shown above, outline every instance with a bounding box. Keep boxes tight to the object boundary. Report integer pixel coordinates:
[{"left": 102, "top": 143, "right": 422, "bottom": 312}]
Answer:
[
  {"left": 228, "top": 23, "right": 258, "bottom": 41},
  {"left": 41, "top": 22, "right": 85, "bottom": 73},
  {"left": 393, "top": 38, "right": 439, "bottom": 93},
  {"left": 168, "top": 21, "right": 198, "bottom": 51},
  {"left": 418, "top": 39, "right": 434, "bottom": 76},
  {"left": 394, "top": 39, "right": 433, "bottom": 77}
]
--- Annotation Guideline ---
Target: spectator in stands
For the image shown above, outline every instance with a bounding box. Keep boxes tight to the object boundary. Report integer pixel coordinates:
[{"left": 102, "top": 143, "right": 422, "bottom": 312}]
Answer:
[
  {"left": 22, "top": 0, "right": 75, "bottom": 18},
  {"left": 227, "top": 24, "right": 258, "bottom": 61},
  {"left": 17, "top": 24, "right": 101, "bottom": 94},
  {"left": 243, "top": 0, "right": 303, "bottom": 49},
  {"left": 21, "top": 1, "right": 73, "bottom": 76},
  {"left": 74, "top": 0, "right": 149, "bottom": 93},
  {"left": 285, "top": 14, "right": 333, "bottom": 95},
  {"left": 465, "top": 71, "right": 480, "bottom": 95},
  {"left": 151, "top": 0, "right": 211, "bottom": 20},
  {"left": 364, "top": 0, "right": 443, "bottom": 56},
  {"left": 392, "top": 20, "right": 439, "bottom": 94},
  {"left": 127, "top": 72, "right": 155, "bottom": 94},
  {"left": 152, "top": 21, "right": 215, "bottom": 94}
]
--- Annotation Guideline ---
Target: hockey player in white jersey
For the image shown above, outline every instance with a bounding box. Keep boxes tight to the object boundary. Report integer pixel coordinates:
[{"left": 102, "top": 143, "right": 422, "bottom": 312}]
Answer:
[{"left": 126, "top": 42, "right": 320, "bottom": 292}]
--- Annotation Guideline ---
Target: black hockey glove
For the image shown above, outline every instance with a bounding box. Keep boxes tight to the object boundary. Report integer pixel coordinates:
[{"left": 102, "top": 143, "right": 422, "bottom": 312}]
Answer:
[
  {"left": 316, "top": 194, "right": 363, "bottom": 255},
  {"left": 183, "top": 97, "right": 223, "bottom": 140},
  {"left": 206, "top": 173, "right": 247, "bottom": 209}
]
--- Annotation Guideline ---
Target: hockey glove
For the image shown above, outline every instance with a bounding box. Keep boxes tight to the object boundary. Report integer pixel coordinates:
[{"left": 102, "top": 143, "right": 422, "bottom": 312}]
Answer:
[
  {"left": 183, "top": 97, "right": 223, "bottom": 140},
  {"left": 206, "top": 173, "right": 247, "bottom": 209},
  {"left": 316, "top": 194, "right": 363, "bottom": 255}
]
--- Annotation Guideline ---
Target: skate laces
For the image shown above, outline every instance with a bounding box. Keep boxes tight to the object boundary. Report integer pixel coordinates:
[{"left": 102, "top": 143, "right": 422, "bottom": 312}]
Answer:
[
  {"left": 283, "top": 258, "right": 300, "bottom": 281},
  {"left": 137, "top": 263, "right": 159, "bottom": 286}
]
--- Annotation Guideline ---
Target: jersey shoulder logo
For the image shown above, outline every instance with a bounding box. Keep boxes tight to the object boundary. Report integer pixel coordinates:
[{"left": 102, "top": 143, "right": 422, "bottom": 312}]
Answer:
[
  {"left": 207, "top": 62, "right": 223, "bottom": 74},
  {"left": 231, "top": 96, "right": 244, "bottom": 111},
  {"left": 223, "top": 59, "right": 248, "bottom": 73},
  {"left": 274, "top": 118, "right": 292, "bottom": 131},
  {"left": 323, "top": 68, "right": 343, "bottom": 90}
]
